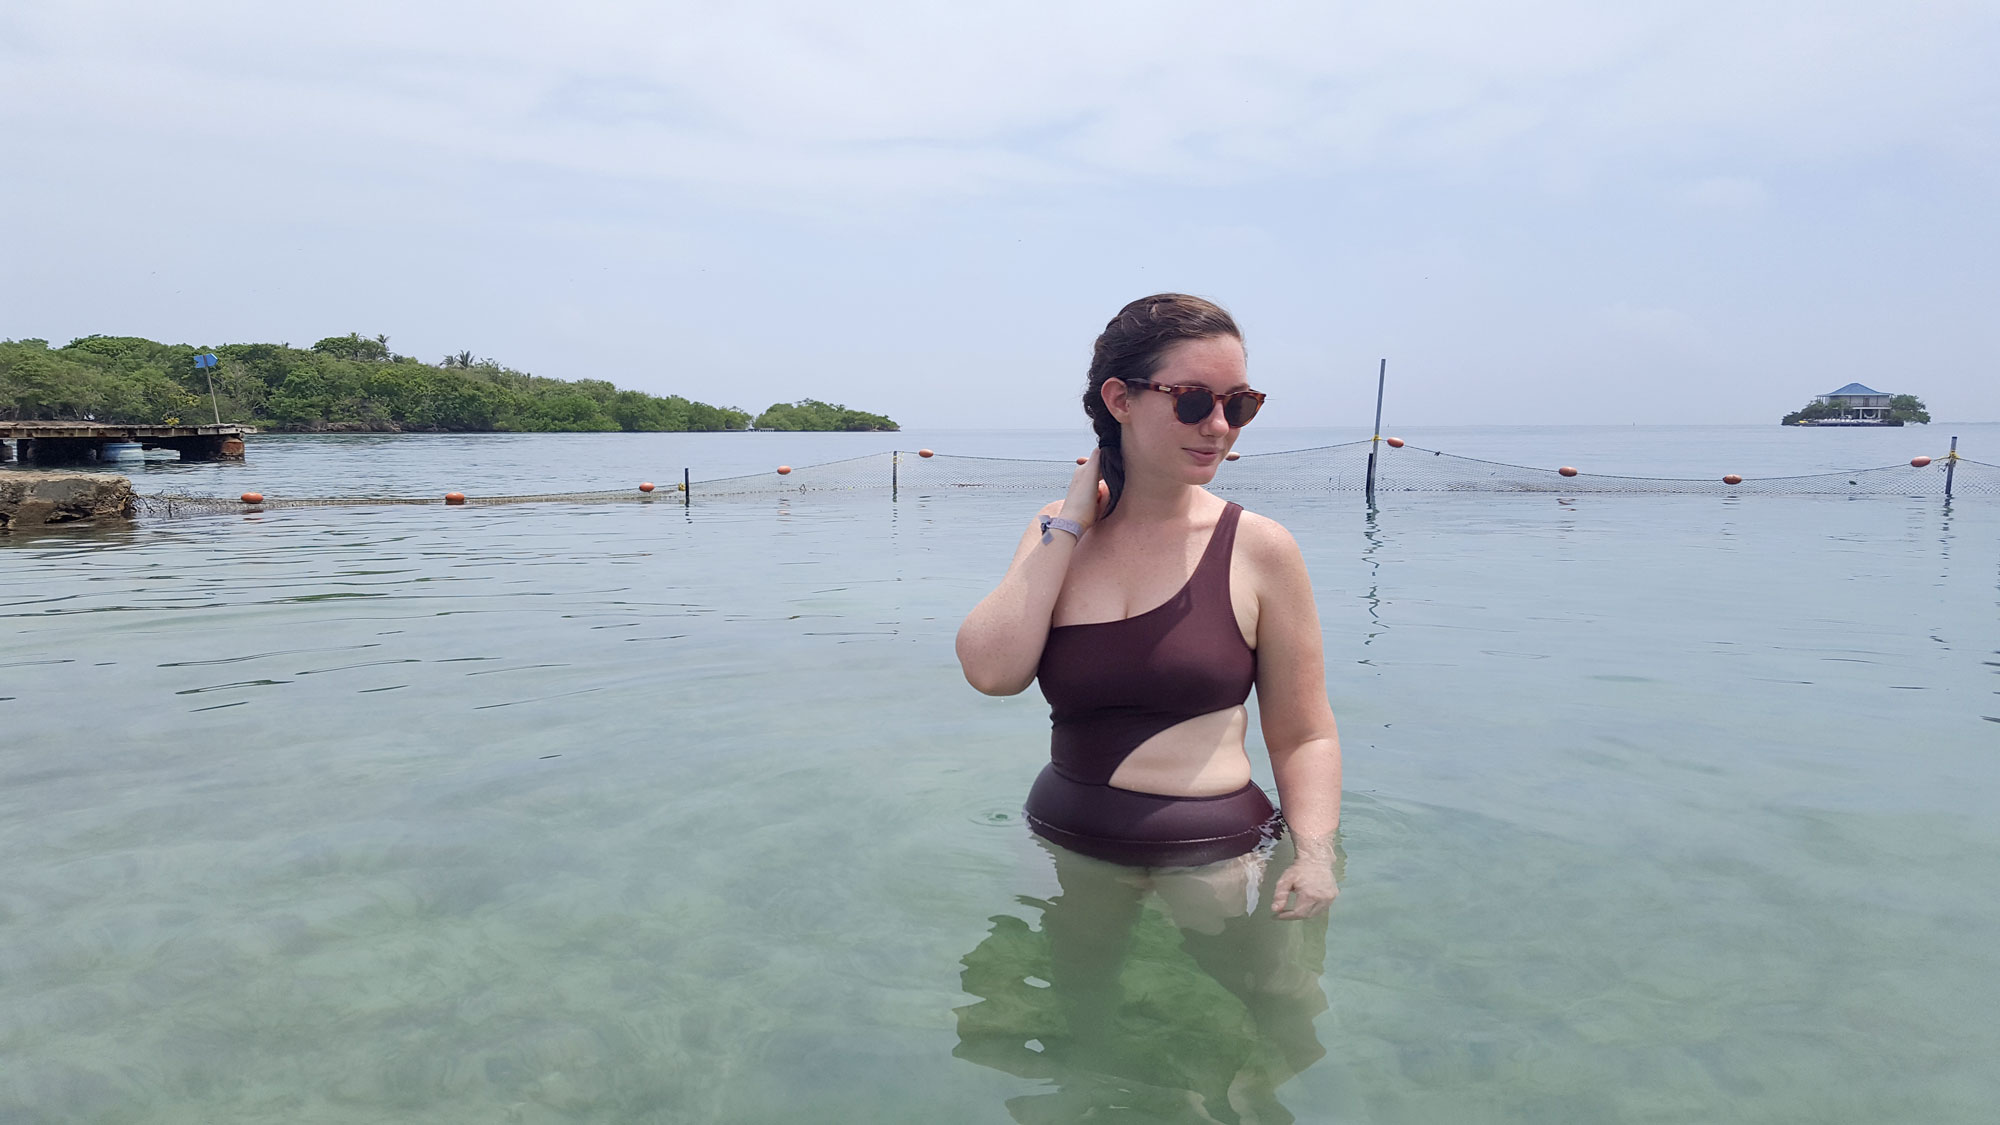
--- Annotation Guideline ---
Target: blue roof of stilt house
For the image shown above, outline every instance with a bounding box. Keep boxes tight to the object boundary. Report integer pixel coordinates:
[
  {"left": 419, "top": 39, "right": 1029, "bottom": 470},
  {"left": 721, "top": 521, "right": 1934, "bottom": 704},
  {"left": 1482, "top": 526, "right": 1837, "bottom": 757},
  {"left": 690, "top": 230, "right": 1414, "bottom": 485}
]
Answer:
[{"left": 1823, "top": 383, "right": 1886, "bottom": 396}]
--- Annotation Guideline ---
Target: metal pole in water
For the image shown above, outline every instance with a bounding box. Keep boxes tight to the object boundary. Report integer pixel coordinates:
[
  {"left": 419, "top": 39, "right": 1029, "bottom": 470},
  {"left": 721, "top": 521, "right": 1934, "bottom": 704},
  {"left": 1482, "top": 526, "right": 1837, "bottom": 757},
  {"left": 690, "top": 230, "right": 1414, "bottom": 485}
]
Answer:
[
  {"left": 892, "top": 451, "right": 899, "bottom": 501},
  {"left": 683, "top": 467, "right": 691, "bottom": 508},
  {"left": 1364, "top": 358, "right": 1387, "bottom": 511},
  {"left": 1945, "top": 436, "right": 1958, "bottom": 501}
]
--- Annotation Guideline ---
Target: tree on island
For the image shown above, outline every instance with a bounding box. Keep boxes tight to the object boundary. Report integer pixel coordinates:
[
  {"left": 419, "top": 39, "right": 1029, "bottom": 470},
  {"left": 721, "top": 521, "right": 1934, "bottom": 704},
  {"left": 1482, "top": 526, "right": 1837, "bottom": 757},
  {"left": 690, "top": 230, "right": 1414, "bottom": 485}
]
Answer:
[
  {"left": 1781, "top": 393, "right": 1929, "bottom": 425},
  {"left": 1781, "top": 399, "right": 1844, "bottom": 425},
  {"left": 1887, "top": 395, "right": 1931, "bottom": 423},
  {"left": 753, "top": 399, "right": 899, "bottom": 431},
  {"left": 310, "top": 332, "right": 392, "bottom": 363}
]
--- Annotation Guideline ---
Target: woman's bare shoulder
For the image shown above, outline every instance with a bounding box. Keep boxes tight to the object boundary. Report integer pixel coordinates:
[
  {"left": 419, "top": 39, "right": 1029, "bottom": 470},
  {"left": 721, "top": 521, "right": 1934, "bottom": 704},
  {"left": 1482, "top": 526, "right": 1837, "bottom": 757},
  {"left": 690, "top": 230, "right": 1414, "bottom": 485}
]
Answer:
[
  {"left": 1234, "top": 507, "right": 1303, "bottom": 560},
  {"left": 1232, "top": 506, "right": 1312, "bottom": 604}
]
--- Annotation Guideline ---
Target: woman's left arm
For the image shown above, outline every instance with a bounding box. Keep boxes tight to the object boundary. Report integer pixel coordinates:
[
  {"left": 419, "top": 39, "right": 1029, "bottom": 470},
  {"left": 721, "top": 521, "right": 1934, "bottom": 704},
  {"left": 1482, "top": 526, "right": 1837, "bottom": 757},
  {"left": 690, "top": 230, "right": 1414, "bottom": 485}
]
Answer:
[{"left": 1247, "top": 518, "right": 1342, "bottom": 920}]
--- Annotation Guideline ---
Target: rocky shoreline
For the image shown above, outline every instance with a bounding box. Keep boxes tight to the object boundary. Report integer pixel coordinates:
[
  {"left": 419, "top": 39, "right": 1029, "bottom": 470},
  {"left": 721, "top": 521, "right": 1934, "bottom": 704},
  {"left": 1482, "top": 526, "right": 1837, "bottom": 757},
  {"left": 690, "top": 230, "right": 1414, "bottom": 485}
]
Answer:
[{"left": 0, "top": 472, "right": 135, "bottom": 530}]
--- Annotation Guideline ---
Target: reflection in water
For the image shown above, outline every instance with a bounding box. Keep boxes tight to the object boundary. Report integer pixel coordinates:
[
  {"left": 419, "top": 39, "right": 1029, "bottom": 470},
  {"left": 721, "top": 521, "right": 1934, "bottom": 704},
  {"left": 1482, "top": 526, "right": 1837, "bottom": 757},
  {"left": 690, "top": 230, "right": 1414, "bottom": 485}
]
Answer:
[
  {"left": 955, "top": 838, "right": 1332, "bottom": 1124},
  {"left": 1359, "top": 513, "right": 1386, "bottom": 647}
]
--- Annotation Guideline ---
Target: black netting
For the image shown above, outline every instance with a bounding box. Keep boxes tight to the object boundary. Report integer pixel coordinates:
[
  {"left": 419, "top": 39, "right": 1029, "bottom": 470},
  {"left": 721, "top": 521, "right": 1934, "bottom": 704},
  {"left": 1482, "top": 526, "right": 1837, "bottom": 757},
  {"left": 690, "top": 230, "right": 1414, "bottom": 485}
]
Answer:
[
  {"left": 129, "top": 444, "right": 1991, "bottom": 520},
  {"left": 1363, "top": 445, "right": 1990, "bottom": 497},
  {"left": 692, "top": 453, "right": 906, "bottom": 498}
]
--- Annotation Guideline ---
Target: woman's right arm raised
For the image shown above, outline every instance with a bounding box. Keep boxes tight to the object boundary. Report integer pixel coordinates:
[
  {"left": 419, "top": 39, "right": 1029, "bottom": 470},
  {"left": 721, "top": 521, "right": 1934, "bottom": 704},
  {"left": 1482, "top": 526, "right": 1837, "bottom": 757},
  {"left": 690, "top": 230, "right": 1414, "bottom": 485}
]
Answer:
[{"left": 955, "top": 452, "right": 1106, "bottom": 696}]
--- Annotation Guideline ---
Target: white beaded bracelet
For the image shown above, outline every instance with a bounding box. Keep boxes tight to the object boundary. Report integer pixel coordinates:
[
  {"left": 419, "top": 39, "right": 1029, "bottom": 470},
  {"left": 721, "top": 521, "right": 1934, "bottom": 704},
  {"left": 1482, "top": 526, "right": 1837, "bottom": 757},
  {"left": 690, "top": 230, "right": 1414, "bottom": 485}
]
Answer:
[{"left": 1039, "top": 515, "right": 1084, "bottom": 544}]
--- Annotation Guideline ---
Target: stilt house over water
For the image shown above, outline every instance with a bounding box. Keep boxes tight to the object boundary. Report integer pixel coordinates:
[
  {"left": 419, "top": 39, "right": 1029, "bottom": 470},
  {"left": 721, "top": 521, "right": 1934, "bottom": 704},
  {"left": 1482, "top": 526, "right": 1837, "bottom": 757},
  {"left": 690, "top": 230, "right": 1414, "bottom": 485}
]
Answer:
[{"left": 1815, "top": 383, "right": 1892, "bottom": 421}]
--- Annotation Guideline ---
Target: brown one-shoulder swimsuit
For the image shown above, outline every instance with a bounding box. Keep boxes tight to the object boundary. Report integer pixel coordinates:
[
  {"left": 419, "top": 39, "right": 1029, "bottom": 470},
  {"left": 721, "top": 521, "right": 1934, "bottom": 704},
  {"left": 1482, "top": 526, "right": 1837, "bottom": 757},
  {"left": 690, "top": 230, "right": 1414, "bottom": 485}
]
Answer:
[{"left": 1026, "top": 502, "right": 1281, "bottom": 867}]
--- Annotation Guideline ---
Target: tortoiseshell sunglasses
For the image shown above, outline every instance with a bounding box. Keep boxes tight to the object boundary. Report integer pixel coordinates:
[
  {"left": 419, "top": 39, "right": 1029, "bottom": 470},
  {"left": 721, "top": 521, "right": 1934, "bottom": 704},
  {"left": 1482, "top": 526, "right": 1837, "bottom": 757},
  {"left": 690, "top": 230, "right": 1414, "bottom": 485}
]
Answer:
[{"left": 1123, "top": 380, "right": 1267, "bottom": 428}]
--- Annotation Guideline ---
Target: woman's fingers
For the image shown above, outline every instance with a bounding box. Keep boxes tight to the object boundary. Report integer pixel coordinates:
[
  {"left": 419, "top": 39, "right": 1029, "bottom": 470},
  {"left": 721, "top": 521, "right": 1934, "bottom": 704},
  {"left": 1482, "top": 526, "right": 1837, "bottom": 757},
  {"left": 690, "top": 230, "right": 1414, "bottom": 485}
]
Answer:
[
  {"left": 1270, "top": 868, "right": 1299, "bottom": 916},
  {"left": 1275, "top": 896, "right": 1327, "bottom": 919},
  {"left": 1270, "top": 863, "right": 1337, "bottom": 919},
  {"left": 1062, "top": 451, "right": 1104, "bottom": 529}
]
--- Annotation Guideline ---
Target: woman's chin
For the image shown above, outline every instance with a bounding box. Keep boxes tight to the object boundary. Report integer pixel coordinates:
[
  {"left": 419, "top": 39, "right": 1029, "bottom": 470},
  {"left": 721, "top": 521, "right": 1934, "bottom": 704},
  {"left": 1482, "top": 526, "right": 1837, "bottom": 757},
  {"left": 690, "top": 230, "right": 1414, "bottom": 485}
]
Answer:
[{"left": 1130, "top": 448, "right": 1226, "bottom": 487}]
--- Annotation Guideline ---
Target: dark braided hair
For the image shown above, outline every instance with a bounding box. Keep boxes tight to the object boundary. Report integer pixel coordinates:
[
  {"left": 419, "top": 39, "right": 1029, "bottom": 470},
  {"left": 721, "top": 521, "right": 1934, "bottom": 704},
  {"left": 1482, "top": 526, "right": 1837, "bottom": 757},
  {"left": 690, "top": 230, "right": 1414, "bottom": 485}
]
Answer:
[{"left": 1084, "top": 294, "right": 1242, "bottom": 519}]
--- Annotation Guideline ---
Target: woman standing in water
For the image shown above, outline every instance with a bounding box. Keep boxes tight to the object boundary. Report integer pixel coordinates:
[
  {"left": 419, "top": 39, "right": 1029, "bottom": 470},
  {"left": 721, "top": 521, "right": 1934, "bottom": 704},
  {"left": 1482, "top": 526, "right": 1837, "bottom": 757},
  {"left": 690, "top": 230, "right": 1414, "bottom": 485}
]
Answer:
[
  {"left": 957, "top": 292, "right": 1340, "bottom": 908},
  {"left": 954, "top": 295, "right": 1340, "bottom": 1106}
]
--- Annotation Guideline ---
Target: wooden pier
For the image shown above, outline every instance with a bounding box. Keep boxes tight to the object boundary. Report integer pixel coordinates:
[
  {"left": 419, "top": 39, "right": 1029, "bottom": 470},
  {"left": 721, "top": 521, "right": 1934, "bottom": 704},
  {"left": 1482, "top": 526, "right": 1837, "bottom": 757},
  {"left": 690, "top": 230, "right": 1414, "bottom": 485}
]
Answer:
[{"left": 0, "top": 422, "right": 254, "bottom": 464}]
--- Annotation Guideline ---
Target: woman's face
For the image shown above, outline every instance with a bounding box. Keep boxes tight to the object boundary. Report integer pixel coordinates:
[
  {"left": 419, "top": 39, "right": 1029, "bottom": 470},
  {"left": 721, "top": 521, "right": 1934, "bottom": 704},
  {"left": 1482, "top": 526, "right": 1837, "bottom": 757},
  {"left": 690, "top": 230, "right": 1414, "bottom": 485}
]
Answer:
[{"left": 1105, "top": 334, "right": 1251, "bottom": 486}]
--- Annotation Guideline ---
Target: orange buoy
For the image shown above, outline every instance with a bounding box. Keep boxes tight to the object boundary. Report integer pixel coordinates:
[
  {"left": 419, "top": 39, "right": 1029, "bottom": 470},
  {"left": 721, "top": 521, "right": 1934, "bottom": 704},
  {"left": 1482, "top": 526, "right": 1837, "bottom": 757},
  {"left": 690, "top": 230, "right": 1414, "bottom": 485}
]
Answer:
[
  {"left": 917, "top": 448, "right": 934, "bottom": 458},
  {"left": 1076, "top": 456, "right": 1088, "bottom": 465},
  {"left": 1911, "top": 456, "right": 1932, "bottom": 468},
  {"left": 1385, "top": 437, "right": 1405, "bottom": 448},
  {"left": 776, "top": 465, "right": 791, "bottom": 475},
  {"left": 221, "top": 438, "right": 245, "bottom": 456},
  {"left": 1722, "top": 475, "right": 1742, "bottom": 486},
  {"left": 239, "top": 492, "right": 264, "bottom": 504},
  {"left": 677, "top": 482, "right": 687, "bottom": 491},
  {"left": 1558, "top": 466, "right": 1578, "bottom": 478},
  {"left": 639, "top": 482, "right": 655, "bottom": 492},
  {"left": 445, "top": 492, "right": 467, "bottom": 505},
  {"left": 1224, "top": 451, "right": 1241, "bottom": 461}
]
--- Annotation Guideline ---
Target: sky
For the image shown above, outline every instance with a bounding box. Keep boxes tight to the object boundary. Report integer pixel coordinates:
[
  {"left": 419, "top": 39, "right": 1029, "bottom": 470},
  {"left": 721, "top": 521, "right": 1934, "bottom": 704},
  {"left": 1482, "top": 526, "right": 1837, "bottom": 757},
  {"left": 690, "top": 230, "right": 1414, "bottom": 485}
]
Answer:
[{"left": 3, "top": 1, "right": 1996, "bottom": 427}]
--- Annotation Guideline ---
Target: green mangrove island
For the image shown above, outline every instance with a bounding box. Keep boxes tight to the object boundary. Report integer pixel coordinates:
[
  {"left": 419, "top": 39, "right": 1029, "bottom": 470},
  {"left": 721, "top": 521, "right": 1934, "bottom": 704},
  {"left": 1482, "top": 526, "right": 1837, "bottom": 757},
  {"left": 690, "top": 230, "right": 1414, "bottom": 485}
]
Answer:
[{"left": 0, "top": 333, "right": 897, "bottom": 433}]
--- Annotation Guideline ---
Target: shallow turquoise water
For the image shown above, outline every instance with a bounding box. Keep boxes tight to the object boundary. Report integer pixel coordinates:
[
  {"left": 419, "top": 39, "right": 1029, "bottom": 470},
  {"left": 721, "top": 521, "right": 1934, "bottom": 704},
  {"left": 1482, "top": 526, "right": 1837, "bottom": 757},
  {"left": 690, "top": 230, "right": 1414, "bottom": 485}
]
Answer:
[{"left": 4, "top": 428, "right": 1998, "bottom": 1122}]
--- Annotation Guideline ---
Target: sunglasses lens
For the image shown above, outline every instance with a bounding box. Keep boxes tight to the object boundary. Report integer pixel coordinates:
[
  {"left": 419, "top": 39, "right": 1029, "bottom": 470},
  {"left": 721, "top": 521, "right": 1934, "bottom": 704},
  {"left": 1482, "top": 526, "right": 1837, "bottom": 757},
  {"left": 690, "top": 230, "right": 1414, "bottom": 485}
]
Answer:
[
  {"left": 1224, "top": 393, "right": 1262, "bottom": 427},
  {"left": 1173, "top": 389, "right": 1216, "bottom": 424}
]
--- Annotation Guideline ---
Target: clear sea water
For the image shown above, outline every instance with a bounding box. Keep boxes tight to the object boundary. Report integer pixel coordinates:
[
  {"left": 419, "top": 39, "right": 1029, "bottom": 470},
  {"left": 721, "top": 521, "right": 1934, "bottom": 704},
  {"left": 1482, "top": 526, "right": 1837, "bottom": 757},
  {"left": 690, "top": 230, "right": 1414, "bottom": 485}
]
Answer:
[{"left": 3, "top": 425, "right": 1997, "bottom": 1124}]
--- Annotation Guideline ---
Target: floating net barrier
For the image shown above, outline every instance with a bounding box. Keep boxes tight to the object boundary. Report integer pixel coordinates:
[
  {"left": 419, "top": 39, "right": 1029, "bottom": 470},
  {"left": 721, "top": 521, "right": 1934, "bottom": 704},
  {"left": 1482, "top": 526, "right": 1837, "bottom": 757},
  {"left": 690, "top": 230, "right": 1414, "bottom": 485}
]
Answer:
[
  {"left": 129, "top": 442, "right": 1992, "bottom": 519},
  {"left": 1354, "top": 444, "right": 1994, "bottom": 498},
  {"left": 132, "top": 488, "right": 658, "bottom": 518},
  {"left": 694, "top": 452, "right": 934, "bottom": 498}
]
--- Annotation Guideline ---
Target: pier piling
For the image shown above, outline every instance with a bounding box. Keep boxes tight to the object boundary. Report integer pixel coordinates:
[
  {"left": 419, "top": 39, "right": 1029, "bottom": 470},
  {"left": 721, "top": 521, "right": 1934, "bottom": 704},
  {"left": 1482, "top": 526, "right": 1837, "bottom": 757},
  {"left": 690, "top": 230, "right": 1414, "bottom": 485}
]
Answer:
[{"left": 0, "top": 423, "right": 253, "bottom": 464}]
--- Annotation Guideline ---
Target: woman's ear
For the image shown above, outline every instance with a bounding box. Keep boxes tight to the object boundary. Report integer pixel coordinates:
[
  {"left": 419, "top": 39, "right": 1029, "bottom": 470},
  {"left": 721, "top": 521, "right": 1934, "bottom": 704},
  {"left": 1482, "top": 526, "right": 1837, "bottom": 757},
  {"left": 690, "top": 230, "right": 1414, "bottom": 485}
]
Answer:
[{"left": 1101, "top": 378, "right": 1133, "bottom": 425}]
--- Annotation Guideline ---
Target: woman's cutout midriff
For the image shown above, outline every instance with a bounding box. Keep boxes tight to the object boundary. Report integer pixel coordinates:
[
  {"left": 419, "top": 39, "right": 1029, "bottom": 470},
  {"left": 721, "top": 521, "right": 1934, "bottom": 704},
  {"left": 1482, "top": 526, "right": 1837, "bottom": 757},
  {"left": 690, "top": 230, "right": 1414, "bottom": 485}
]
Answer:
[{"left": 1105, "top": 704, "right": 1254, "bottom": 796}]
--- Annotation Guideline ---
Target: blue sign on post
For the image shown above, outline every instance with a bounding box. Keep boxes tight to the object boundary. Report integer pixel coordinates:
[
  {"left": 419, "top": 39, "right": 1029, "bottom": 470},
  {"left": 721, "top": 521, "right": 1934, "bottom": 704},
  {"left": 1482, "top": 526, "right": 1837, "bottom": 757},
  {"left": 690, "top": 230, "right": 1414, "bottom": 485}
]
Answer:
[{"left": 193, "top": 354, "right": 222, "bottom": 422}]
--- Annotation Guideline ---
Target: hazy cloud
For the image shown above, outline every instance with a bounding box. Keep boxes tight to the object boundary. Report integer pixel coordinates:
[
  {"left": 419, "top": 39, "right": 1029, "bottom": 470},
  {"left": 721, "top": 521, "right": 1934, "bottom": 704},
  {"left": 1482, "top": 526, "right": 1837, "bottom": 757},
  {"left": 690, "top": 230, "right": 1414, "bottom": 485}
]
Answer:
[
  {"left": 1683, "top": 177, "right": 1768, "bottom": 211},
  {"left": 10, "top": 1, "right": 1993, "bottom": 199},
  {"left": 3, "top": 1, "right": 1995, "bottom": 425}
]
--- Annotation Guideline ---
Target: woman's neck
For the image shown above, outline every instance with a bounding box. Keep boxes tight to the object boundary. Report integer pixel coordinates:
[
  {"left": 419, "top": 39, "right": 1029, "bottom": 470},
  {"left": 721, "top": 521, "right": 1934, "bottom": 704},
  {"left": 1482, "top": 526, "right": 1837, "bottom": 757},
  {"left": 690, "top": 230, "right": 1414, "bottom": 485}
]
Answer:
[{"left": 1109, "top": 468, "right": 1206, "bottom": 524}]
